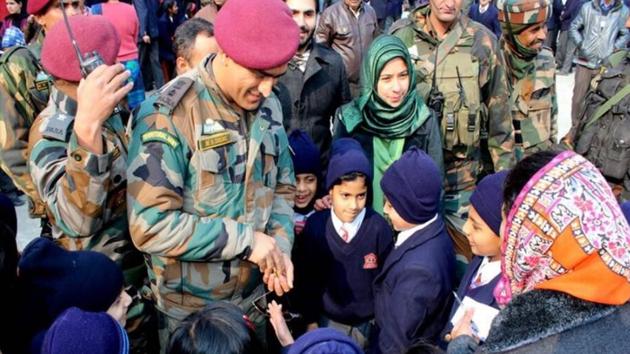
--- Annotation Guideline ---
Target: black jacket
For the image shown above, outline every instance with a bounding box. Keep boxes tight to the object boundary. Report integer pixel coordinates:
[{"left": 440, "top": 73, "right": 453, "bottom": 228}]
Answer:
[
  {"left": 277, "top": 43, "right": 351, "bottom": 166},
  {"left": 448, "top": 290, "right": 630, "bottom": 353}
]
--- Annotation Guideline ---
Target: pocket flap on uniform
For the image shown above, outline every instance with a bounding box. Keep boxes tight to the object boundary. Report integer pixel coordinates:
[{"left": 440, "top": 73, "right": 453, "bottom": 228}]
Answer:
[{"left": 199, "top": 147, "right": 226, "bottom": 173}]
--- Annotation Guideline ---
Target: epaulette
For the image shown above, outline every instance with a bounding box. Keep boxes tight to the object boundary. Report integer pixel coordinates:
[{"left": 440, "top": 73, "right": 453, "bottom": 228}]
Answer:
[
  {"left": 40, "top": 113, "right": 74, "bottom": 142},
  {"left": 389, "top": 17, "right": 413, "bottom": 35},
  {"left": 153, "top": 77, "right": 194, "bottom": 114},
  {"left": 0, "top": 45, "right": 35, "bottom": 65}
]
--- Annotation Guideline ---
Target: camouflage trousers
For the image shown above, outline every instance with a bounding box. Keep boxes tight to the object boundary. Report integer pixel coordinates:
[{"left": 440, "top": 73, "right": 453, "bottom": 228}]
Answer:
[{"left": 444, "top": 213, "right": 473, "bottom": 284}]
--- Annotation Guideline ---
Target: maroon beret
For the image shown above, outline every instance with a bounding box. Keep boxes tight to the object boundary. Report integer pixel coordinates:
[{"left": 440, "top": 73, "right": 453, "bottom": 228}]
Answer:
[
  {"left": 27, "top": 0, "right": 52, "bottom": 15},
  {"left": 41, "top": 15, "right": 120, "bottom": 83},
  {"left": 214, "top": 0, "right": 299, "bottom": 70}
]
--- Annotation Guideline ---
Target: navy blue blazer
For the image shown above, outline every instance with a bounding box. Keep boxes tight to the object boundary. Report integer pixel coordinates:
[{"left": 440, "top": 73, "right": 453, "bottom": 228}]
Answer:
[
  {"left": 440, "top": 256, "right": 501, "bottom": 342},
  {"left": 372, "top": 217, "right": 456, "bottom": 354}
]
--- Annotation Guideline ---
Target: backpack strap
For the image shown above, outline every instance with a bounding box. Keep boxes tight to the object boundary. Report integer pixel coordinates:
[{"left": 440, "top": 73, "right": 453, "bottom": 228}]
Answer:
[{"left": 585, "top": 84, "right": 630, "bottom": 129}]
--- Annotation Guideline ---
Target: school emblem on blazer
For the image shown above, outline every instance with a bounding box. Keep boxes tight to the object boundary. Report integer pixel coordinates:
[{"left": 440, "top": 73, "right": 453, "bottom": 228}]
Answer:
[{"left": 363, "top": 253, "right": 378, "bottom": 269}]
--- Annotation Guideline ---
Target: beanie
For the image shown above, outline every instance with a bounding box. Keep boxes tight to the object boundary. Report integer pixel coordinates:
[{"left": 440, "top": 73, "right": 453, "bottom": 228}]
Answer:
[
  {"left": 288, "top": 130, "right": 321, "bottom": 177},
  {"left": 42, "top": 307, "right": 129, "bottom": 354},
  {"left": 18, "top": 238, "right": 124, "bottom": 326},
  {"left": 41, "top": 15, "right": 121, "bottom": 83},
  {"left": 621, "top": 202, "right": 630, "bottom": 224},
  {"left": 326, "top": 138, "right": 371, "bottom": 191},
  {"left": 469, "top": 171, "right": 509, "bottom": 236},
  {"left": 380, "top": 147, "right": 441, "bottom": 224},
  {"left": 214, "top": 0, "right": 299, "bottom": 70},
  {"left": 288, "top": 328, "right": 363, "bottom": 354}
]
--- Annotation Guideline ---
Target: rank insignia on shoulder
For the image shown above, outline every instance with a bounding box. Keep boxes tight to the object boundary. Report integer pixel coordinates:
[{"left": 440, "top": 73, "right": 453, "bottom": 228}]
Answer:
[
  {"left": 198, "top": 131, "right": 232, "bottom": 151},
  {"left": 141, "top": 130, "right": 180, "bottom": 149}
]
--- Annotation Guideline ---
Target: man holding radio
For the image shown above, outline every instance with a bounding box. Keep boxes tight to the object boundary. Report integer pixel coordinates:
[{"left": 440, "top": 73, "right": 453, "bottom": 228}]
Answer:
[{"left": 27, "top": 15, "right": 156, "bottom": 354}]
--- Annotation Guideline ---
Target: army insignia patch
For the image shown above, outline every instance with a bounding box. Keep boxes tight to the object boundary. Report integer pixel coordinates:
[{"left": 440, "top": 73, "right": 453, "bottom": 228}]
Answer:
[
  {"left": 363, "top": 253, "right": 378, "bottom": 270},
  {"left": 141, "top": 130, "right": 180, "bottom": 148},
  {"left": 198, "top": 131, "right": 232, "bottom": 151},
  {"left": 202, "top": 119, "right": 226, "bottom": 135}
]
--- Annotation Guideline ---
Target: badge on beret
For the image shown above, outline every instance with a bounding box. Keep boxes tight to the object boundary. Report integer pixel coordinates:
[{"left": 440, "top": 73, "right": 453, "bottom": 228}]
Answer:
[
  {"left": 141, "top": 130, "right": 180, "bottom": 149},
  {"left": 198, "top": 131, "right": 232, "bottom": 151}
]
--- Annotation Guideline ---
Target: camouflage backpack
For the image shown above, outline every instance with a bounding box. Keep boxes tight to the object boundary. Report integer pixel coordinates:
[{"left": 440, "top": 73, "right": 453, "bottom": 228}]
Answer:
[{"left": 574, "top": 50, "right": 630, "bottom": 188}]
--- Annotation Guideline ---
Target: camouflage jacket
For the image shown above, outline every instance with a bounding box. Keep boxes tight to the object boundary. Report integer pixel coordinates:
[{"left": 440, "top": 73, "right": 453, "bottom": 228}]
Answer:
[
  {"left": 505, "top": 46, "right": 558, "bottom": 158},
  {"left": 0, "top": 36, "right": 51, "bottom": 216},
  {"left": 127, "top": 57, "right": 296, "bottom": 321},
  {"left": 392, "top": 6, "right": 515, "bottom": 216},
  {"left": 28, "top": 104, "right": 145, "bottom": 287}
]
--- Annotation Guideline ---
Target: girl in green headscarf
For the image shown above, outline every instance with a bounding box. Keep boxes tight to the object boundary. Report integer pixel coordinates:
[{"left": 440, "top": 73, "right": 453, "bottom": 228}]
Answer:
[{"left": 333, "top": 34, "right": 443, "bottom": 215}]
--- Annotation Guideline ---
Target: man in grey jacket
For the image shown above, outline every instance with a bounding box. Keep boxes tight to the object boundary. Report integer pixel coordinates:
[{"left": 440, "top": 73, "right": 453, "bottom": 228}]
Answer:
[{"left": 569, "top": 0, "right": 629, "bottom": 127}]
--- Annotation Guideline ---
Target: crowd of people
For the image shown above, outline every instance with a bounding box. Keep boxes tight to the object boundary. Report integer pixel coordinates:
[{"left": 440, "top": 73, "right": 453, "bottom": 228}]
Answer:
[{"left": 0, "top": 0, "right": 629, "bottom": 353}]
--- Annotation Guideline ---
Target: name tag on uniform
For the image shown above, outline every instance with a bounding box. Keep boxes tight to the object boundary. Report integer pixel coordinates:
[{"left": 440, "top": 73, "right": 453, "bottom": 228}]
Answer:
[{"left": 198, "top": 131, "right": 232, "bottom": 151}]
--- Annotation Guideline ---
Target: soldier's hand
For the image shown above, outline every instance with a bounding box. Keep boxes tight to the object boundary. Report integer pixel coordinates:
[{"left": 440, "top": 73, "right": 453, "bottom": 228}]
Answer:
[
  {"left": 265, "top": 253, "right": 293, "bottom": 296},
  {"left": 249, "top": 231, "right": 285, "bottom": 277},
  {"left": 75, "top": 64, "right": 132, "bottom": 154}
]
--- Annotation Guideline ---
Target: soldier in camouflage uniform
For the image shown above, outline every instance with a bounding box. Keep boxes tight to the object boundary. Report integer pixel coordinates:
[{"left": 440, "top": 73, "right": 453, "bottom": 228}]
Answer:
[
  {"left": 498, "top": 0, "right": 558, "bottom": 160},
  {"left": 0, "top": 0, "right": 82, "bottom": 221},
  {"left": 126, "top": 0, "right": 298, "bottom": 349},
  {"left": 391, "top": 0, "right": 515, "bottom": 273},
  {"left": 27, "top": 16, "right": 156, "bottom": 353}
]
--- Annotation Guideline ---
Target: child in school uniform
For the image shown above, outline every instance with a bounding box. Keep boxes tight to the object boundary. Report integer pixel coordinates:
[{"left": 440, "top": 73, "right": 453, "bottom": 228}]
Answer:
[
  {"left": 373, "top": 147, "right": 455, "bottom": 354},
  {"left": 441, "top": 171, "right": 507, "bottom": 343},
  {"left": 293, "top": 138, "right": 393, "bottom": 349},
  {"left": 288, "top": 130, "right": 322, "bottom": 236}
]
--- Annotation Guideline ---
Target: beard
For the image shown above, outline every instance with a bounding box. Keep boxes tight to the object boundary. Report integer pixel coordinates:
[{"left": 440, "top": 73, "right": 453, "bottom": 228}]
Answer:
[{"left": 298, "top": 27, "right": 315, "bottom": 51}]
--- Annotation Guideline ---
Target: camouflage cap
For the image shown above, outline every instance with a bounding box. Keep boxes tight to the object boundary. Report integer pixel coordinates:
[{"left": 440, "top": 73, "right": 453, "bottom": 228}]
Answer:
[{"left": 497, "top": 0, "right": 551, "bottom": 26}]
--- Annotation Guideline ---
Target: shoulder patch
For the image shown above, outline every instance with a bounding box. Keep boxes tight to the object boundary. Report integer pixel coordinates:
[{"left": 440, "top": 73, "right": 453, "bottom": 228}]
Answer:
[
  {"left": 0, "top": 45, "right": 30, "bottom": 64},
  {"left": 41, "top": 113, "right": 74, "bottom": 141},
  {"left": 154, "top": 77, "right": 194, "bottom": 113},
  {"left": 141, "top": 130, "right": 180, "bottom": 149}
]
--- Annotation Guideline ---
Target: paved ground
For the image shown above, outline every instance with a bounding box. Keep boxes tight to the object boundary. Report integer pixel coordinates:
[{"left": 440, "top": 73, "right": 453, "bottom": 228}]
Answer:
[{"left": 15, "top": 74, "right": 577, "bottom": 251}]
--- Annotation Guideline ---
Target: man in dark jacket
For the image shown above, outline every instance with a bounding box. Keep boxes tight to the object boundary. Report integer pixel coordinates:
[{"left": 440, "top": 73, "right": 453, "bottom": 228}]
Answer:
[
  {"left": 279, "top": 0, "right": 351, "bottom": 167},
  {"left": 557, "top": 0, "right": 586, "bottom": 74},
  {"left": 569, "top": 0, "right": 629, "bottom": 127},
  {"left": 545, "top": 0, "right": 562, "bottom": 52},
  {"left": 134, "top": 0, "right": 165, "bottom": 90},
  {"left": 315, "top": 0, "right": 380, "bottom": 96}
]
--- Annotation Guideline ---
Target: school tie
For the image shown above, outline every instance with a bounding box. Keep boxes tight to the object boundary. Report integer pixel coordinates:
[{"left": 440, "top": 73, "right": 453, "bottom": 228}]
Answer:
[{"left": 340, "top": 226, "right": 349, "bottom": 243}]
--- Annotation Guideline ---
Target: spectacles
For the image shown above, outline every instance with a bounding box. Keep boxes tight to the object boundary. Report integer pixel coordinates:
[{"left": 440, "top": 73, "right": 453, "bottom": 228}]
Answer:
[{"left": 251, "top": 290, "right": 302, "bottom": 322}]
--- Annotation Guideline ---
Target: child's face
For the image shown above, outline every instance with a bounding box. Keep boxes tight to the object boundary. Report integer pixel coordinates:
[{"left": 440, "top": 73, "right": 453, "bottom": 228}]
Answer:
[
  {"left": 462, "top": 206, "right": 501, "bottom": 260},
  {"left": 330, "top": 177, "right": 367, "bottom": 223},
  {"left": 295, "top": 173, "right": 318, "bottom": 208},
  {"left": 383, "top": 198, "right": 414, "bottom": 231}
]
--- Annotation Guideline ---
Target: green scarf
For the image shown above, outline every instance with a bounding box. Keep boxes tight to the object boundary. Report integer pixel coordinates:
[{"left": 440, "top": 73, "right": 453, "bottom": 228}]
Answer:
[
  {"left": 502, "top": 38, "right": 537, "bottom": 81},
  {"left": 340, "top": 35, "right": 431, "bottom": 213},
  {"left": 340, "top": 35, "right": 430, "bottom": 138}
]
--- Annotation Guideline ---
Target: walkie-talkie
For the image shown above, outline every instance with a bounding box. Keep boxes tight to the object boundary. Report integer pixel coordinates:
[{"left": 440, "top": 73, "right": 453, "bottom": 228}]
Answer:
[
  {"left": 61, "top": 0, "right": 104, "bottom": 77},
  {"left": 60, "top": 0, "right": 121, "bottom": 114},
  {"left": 427, "top": 45, "right": 445, "bottom": 127}
]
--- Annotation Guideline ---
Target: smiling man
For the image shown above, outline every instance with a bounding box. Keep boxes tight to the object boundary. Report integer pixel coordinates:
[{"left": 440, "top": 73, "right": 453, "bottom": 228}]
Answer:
[
  {"left": 278, "top": 0, "right": 350, "bottom": 167},
  {"left": 126, "top": 0, "right": 298, "bottom": 350},
  {"left": 392, "top": 0, "right": 515, "bottom": 277},
  {"left": 498, "top": 0, "right": 557, "bottom": 160}
]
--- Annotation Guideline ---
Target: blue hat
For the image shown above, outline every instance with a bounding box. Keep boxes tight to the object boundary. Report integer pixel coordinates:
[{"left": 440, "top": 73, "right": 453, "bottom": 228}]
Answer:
[
  {"left": 469, "top": 171, "right": 509, "bottom": 236},
  {"left": 288, "top": 328, "right": 363, "bottom": 354},
  {"left": 42, "top": 307, "right": 129, "bottom": 354},
  {"left": 288, "top": 130, "right": 321, "bottom": 177},
  {"left": 326, "top": 138, "right": 371, "bottom": 190},
  {"left": 18, "top": 238, "right": 124, "bottom": 326},
  {"left": 621, "top": 202, "right": 630, "bottom": 224},
  {"left": 380, "top": 147, "right": 441, "bottom": 224}
]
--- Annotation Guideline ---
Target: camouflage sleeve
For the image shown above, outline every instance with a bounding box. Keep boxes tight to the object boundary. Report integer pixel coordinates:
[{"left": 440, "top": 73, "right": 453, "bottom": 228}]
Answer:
[
  {"left": 315, "top": 8, "right": 333, "bottom": 46},
  {"left": 478, "top": 32, "right": 515, "bottom": 171},
  {"left": 0, "top": 50, "right": 43, "bottom": 202},
  {"left": 29, "top": 119, "right": 114, "bottom": 236},
  {"left": 264, "top": 128, "right": 296, "bottom": 256},
  {"left": 127, "top": 113, "right": 254, "bottom": 262}
]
